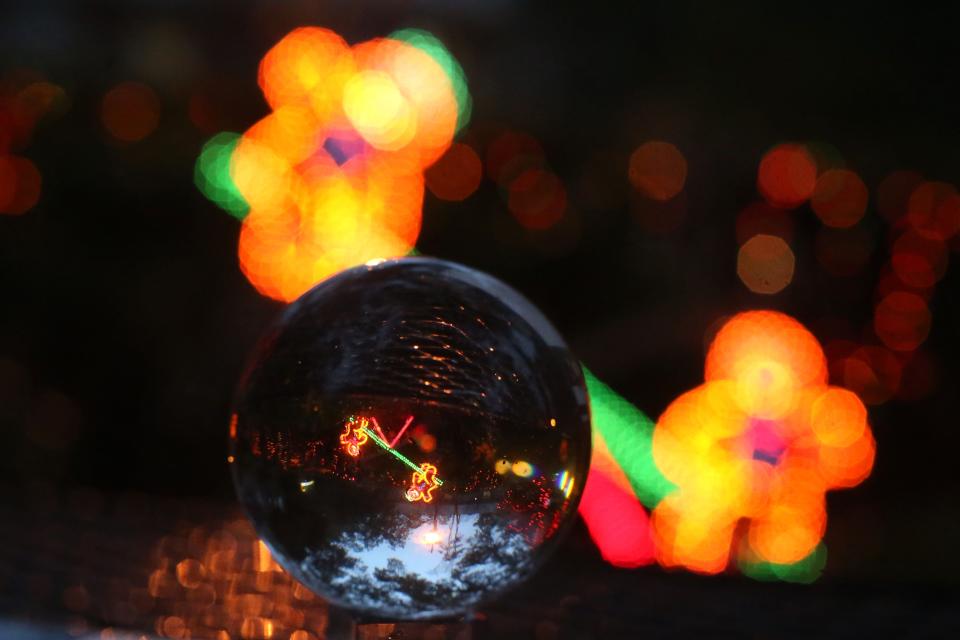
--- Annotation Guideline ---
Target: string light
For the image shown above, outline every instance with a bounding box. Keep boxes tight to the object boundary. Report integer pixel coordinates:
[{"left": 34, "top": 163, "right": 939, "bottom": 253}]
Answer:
[
  {"left": 334, "top": 416, "right": 447, "bottom": 502},
  {"left": 371, "top": 414, "right": 414, "bottom": 447},
  {"left": 359, "top": 423, "right": 443, "bottom": 483}
]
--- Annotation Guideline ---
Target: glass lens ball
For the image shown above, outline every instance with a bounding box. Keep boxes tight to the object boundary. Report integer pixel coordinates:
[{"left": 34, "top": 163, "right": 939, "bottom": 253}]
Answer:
[{"left": 230, "top": 257, "right": 591, "bottom": 620}]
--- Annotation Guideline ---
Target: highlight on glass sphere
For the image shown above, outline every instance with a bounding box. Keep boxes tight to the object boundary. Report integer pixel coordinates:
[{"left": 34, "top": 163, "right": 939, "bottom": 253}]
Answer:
[{"left": 230, "top": 257, "right": 591, "bottom": 620}]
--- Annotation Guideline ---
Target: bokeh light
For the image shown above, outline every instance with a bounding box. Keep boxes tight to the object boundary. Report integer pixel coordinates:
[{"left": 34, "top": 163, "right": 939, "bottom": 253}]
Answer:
[
  {"left": 738, "top": 542, "right": 827, "bottom": 584},
  {"left": 737, "top": 234, "right": 795, "bottom": 294},
  {"left": 508, "top": 168, "right": 566, "bottom": 230},
  {"left": 486, "top": 130, "right": 544, "bottom": 187},
  {"left": 874, "top": 263, "right": 933, "bottom": 302},
  {"left": 425, "top": 141, "right": 482, "bottom": 201},
  {"left": 193, "top": 26, "right": 466, "bottom": 301},
  {"left": 839, "top": 344, "right": 903, "bottom": 406},
  {"left": 811, "top": 388, "right": 868, "bottom": 447},
  {"left": 352, "top": 37, "right": 457, "bottom": 167},
  {"left": 390, "top": 28, "right": 473, "bottom": 134},
  {"left": 874, "top": 291, "right": 931, "bottom": 352},
  {"left": 579, "top": 437, "right": 654, "bottom": 568},
  {"left": 1, "top": 73, "right": 69, "bottom": 156},
  {"left": 757, "top": 143, "right": 817, "bottom": 209},
  {"left": 0, "top": 154, "right": 41, "bottom": 215},
  {"left": 627, "top": 141, "right": 687, "bottom": 202},
  {"left": 652, "top": 311, "right": 875, "bottom": 574},
  {"left": 583, "top": 368, "right": 673, "bottom": 507},
  {"left": 257, "top": 26, "right": 355, "bottom": 118},
  {"left": 890, "top": 230, "right": 947, "bottom": 289},
  {"left": 484, "top": 131, "right": 570, "bottom": 235},
  {"left": 859, "top": 169, "right": 958, "bottom": 407},
  {"left": 811, "top": 169, "right": 868, "bottom": 228},
  {"left": 193, "top": 132, "right": 249, "bottom": 219},
  {"left": 907, "top": 181, "right": 960, "bottom": 241},
  {"left": 144, "top": 518, "right": 330, "bottom": 640},
  {"left": 342, "top": 70, "right": 417, "bottom": 151},
  {"left": 578, "top": 368, "right": 670, "bottom": 568},
  {"left": 0, "top": 74, "right": 62, "bottom": 217},
  {"left": 100, "top": 82, "right": 161, "bottom": 142}
]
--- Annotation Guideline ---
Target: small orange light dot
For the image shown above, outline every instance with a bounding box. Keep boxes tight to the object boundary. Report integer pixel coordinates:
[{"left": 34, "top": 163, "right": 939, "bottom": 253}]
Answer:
[{"left": 737, "top": 234, "right": 796, "bottom": 294}]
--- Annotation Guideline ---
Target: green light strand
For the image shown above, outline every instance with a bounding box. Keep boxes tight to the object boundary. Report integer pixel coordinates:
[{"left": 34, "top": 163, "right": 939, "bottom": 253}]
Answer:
[
  {"left": 360, "top": 425, "right": 444, "bottom": 486},
  {"left": 582, "top": 365, "right": 675, "bottom": 507}
]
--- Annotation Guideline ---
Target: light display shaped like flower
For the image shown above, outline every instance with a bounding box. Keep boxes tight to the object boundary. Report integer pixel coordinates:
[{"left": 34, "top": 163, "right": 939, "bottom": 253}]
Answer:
[
  {"left": 652, "top": 310, "right": 875, "bottom": 575},
  {"left": 229, "top": 27, "right": 459, "bottom": 301}
]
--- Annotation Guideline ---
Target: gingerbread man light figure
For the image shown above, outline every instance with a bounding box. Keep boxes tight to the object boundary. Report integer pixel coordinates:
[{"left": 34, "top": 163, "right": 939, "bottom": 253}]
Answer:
[
  {"left": 339, "top": 416, "right": 370, "bottom": 457},
  {"left": 651, "top": 310, "right": 876, "bottom": 574},
  {"left": 405, "top": 462, "right": 441, "bottom": 504}
]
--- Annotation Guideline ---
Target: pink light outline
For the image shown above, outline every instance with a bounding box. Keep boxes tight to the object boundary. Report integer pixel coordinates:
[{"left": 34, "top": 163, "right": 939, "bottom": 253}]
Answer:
[{"left": 368, "top": 415, "right": 416, "bottom": 449}]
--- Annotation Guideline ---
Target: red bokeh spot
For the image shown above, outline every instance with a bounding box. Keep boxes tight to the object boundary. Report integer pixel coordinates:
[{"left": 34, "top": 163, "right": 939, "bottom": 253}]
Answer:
[
  {"left": 811, "top": 169, "right": 868, "bottom": 228},
  {"left": 907, "top": 181, "right": 960, "bottom": 241},
  {"left": 425, "top": 142, "right": 482, "bottom": 202},
  {"left": 628, "top": 141, "right": 687, "bottom": 202},
  {"left": 0, "top": 154, "right": 41, "bottom": 215},
  {"left": 874, "top": 264, "right": 933, "bottom": 303},
  {"left": 757, "top": 143, "right": 817, "bottom": 209},
  {"left": 486, "top": 131, "right": 544, "bottom": 187},
  {"left": 874, "top": 291, "right": 931, "bottom": 352},
  {"left": 508, "top": 168, "right": 566, "bottom": 230},
  {"left": 841, "top": 345, "right": 903, "bottom": 406},
  {"left": 890, "top": 230, "right": 948, "bottom": 289}
]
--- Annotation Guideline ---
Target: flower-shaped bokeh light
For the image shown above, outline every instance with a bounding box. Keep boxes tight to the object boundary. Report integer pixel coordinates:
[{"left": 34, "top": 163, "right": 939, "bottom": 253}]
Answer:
[
  {"left": 196, "top": 27, "right": 468, "bottom": 301},
  {"left": 651, "top": 310, "right": 876, "bottom": 576}
]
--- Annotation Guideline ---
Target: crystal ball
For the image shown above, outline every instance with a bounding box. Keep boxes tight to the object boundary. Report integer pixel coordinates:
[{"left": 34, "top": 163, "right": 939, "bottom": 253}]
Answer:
[{"left": 230, "top": 257, "right": 591, "bottom": 620}]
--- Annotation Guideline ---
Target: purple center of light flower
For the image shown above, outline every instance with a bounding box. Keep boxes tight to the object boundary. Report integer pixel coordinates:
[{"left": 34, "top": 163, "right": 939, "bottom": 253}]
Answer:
[
  {"left": 746, "top": 417, "right": 787, "bottom": 466},
  {"left": 322, "top": 132, "right": 367, "bottom": 166}
]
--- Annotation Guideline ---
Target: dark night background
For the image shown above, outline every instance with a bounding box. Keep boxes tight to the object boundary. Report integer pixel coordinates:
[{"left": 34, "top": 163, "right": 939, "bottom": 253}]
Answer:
[{"left": 1, "top": 0, "right": 959, "bottom": 636}]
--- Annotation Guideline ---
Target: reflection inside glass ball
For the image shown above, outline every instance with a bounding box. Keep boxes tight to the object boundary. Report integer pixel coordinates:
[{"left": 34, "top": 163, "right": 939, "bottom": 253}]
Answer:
[{"left": 231, "top": 258, "right": 590, "bottom": 620}]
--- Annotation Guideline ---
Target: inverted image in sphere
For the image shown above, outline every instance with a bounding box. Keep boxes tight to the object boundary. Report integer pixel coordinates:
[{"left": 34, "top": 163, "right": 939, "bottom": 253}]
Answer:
[{"left": 231, "top": 257, "right": 591, "bottom": 620}]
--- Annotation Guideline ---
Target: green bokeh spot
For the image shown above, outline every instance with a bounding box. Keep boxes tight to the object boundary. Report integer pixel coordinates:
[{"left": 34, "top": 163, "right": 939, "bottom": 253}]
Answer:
[
  {"left": 739, "top": 543, "right": 827, "bottom": 584},
  {"left": 390, "top": 28, "right": 472, "bottom": 134},
  {"left": 194, "top": 132, "right": 249, "bottom": 220}
]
